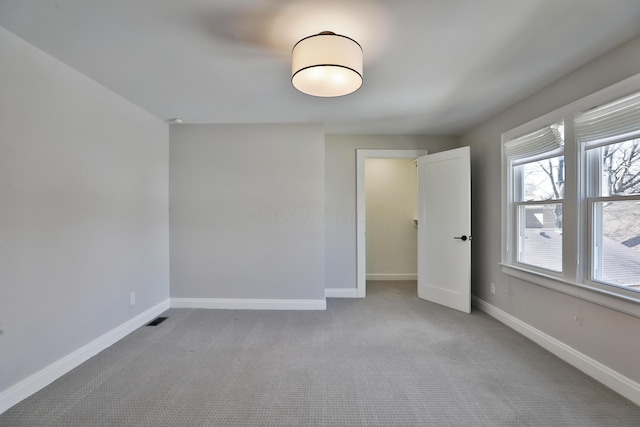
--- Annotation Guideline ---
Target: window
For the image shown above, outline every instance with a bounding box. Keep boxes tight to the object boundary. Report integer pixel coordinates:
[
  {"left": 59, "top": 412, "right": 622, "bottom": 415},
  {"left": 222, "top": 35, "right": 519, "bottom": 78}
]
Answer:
[
  {"left": 503, "top": 80, "right": 640, "bottom": 310},
  {"left": 505, "top": 123, "right": 564, "bottom": 273},
  {"left": 577, "top": 92, "right": 640, "bottom": 291}
]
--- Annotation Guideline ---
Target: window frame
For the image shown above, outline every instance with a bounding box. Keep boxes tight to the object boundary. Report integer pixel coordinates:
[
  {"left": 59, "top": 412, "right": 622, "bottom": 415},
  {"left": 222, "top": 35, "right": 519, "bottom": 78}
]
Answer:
[{"left": 501, "top": 72, "right": 640, "bottom": 319}]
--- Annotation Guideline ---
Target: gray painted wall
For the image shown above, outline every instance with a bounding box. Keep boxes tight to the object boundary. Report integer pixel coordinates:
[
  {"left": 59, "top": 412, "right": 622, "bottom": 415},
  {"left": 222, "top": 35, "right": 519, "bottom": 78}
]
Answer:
[
  {"left": 324, "top": 134, "right": 459, "bottom": 290},
  {"left": 169, "top": 124, "right": 325, "bottom": 301},
  {"left": 0, "top": 27, "right": 170, "bottom": 392},
  {"left": 461, "top": 36, "right": 640, "bottom": 383}
]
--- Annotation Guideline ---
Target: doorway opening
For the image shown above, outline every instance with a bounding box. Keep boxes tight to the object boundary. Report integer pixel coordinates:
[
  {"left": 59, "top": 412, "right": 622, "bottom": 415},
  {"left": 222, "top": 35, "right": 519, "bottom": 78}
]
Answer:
[{"left": 356, "top": 149, "right": 427, "bottom": 297}]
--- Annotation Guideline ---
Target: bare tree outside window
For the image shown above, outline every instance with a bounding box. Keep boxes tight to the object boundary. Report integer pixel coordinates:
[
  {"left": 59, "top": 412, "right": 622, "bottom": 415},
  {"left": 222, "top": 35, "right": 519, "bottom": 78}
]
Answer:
[
  {"left": 539, "top": 158, "right": 565, "bottom": 199},
  {"left": 524, "top": 157, "right": 564, "bottom": 228},
  {"left": 523, "top": 157, "right": 564, "bottom": 201},
  {"left": 602, "top": 139, "right": 640, "bottom": 196}
]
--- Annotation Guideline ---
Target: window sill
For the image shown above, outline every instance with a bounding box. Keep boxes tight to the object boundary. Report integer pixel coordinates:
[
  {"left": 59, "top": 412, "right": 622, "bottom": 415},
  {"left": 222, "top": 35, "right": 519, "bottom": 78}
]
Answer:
[{"left": 500, "top": 263, "right": 640, "bottom": 319}]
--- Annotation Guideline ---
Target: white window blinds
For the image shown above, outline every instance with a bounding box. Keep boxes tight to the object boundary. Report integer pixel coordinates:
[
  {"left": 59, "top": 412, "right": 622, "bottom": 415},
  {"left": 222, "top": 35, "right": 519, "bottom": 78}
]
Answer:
[
  {"left": 575, "top": 90, "right": 640, "bottom": 149},
  {"left": 504, "top": 123, "right": 564, "bottom": 164}
]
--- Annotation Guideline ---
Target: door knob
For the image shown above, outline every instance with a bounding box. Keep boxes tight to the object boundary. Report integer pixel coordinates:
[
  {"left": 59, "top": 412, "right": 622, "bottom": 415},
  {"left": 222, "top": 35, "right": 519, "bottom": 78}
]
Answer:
[{"left": 454, "top": 235, "right": 468, "bottom": 241}]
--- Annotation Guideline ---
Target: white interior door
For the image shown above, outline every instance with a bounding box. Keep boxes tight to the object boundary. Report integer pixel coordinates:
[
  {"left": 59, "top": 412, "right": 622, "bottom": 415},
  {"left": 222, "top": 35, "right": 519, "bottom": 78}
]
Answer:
[{"left": 417, "top": 146, "right": 471, "bottom": 313}]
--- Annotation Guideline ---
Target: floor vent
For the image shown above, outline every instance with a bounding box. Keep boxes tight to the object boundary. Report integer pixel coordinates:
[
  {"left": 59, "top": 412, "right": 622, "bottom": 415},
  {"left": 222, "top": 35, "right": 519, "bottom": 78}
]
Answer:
[{"left": 146, "top": 317, "right": 168, "bottom": 326}]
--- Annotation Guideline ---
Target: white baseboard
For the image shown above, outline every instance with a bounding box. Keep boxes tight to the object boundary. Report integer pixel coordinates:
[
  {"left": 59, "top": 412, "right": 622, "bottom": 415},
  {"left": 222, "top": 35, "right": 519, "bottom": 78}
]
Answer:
[
  {"left": 472, "top": 296, "right": 640, "bottom": 406},
  {"left": 325, "top": 288, "right": 359, "bottom": 298},
  {"left": 0, "top": 299, "right": 170, "bottom": 414},
  {"left": 171, "top": 298, "right": 326, "bottom": 310},
  {"left": 366, "top": 274, "right": 417, "bottom": 281}
]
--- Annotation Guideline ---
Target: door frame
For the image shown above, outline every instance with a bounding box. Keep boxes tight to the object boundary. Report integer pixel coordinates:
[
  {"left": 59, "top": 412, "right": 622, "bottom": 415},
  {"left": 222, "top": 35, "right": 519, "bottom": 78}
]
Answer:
[{"left": 356, "top": 149, "right": 428, "bottom": 297}]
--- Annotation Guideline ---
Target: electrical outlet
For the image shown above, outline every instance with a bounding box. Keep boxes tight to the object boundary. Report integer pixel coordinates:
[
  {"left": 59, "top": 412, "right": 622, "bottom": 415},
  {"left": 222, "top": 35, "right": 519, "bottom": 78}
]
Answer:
[
  {"left": 130, "top": 292, "right": 136, "bottom": 306},
  {"left": 490, "top": 282, "right": 496, "bottom": 295}
]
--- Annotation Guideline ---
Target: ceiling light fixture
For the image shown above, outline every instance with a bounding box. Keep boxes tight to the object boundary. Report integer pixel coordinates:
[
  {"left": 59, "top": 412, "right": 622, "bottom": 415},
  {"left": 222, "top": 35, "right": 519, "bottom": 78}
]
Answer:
[{"left": 291, "top": 31, "right": 363, "bottom": 97}]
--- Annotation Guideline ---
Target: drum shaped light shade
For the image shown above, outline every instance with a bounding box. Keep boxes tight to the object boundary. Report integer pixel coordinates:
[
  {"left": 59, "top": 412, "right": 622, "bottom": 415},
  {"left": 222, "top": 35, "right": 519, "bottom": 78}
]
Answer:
[{"left": 291, "top": 32, "right": 363, "bottom": 97}]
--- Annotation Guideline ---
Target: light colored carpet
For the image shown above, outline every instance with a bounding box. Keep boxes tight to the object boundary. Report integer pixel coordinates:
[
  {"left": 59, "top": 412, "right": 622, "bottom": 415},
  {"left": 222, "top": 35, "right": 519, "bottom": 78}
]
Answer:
[{"left": 2, "top": 281, "right": 639, "bottom": 426}]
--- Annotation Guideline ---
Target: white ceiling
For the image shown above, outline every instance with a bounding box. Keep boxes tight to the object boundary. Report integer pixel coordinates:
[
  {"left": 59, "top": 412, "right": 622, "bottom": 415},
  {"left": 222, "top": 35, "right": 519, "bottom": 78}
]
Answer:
[{"left": 2, "top": 0, "right": 640, "bottom": 135}]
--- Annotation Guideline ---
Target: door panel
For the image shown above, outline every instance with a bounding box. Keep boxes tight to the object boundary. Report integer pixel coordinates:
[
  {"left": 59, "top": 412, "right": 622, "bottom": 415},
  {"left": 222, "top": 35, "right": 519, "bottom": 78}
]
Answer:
[{"left": 417, "top": 147, "right": 471, "bottom": 313}]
